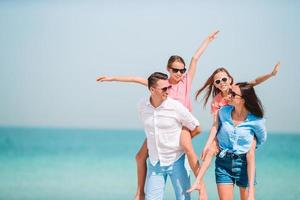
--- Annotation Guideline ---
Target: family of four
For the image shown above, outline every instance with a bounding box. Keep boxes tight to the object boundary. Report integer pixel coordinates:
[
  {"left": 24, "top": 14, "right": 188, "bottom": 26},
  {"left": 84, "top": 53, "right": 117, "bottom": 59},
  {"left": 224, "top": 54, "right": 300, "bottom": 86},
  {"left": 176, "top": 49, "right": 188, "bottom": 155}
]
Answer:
[{"left": 97, "top": 31, "right": 280, "bottom": 200}]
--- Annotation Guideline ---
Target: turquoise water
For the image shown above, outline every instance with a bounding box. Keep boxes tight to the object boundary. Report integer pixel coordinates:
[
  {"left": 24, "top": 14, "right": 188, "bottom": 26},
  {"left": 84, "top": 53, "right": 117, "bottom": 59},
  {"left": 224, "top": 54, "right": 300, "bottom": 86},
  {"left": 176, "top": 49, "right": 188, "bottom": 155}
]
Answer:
[{"left": 0, "top": 127, "right": 299, "bottom": 200}]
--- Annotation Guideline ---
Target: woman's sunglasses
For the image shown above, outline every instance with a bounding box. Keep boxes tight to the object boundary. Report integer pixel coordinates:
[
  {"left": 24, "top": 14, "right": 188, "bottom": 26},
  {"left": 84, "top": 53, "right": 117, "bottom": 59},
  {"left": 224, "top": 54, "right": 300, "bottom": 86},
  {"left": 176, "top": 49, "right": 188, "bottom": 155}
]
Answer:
[
  {"left": 170, "top": 67, "right": 187, "bottom": 74},
  {"left": 228, "top": 88, "right": 243, "bottom": 98},
  {"left": 214, "top": 77, "right": 228, "bottom": 85}
]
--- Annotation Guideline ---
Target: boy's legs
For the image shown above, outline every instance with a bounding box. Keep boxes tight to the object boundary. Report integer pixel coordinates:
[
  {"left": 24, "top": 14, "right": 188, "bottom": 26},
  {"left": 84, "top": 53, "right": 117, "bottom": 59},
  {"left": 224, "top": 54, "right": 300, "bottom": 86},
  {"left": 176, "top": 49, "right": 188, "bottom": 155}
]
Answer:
[
  {"left": 145, "top": 161, "right": 167, "bottom": 200},
  {"left": 135, "top": 139, "right": 148, "bottom": 200},
  {"left": 169, "top": 155, "right": 191, "bottom": 200}
]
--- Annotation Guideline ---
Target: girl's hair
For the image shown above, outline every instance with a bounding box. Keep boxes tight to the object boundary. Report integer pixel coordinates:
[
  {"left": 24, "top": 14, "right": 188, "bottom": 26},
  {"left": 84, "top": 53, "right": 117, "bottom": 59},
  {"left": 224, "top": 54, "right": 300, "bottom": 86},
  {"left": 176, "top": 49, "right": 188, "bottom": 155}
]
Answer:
[
  {"left": 195, "top": 67, "right": 234, "bottom": 107},
  {"left": 167, "top": 55, "right": 185, "bottom": 68},
  {"left": 236, "top": 82, "right": 264, "bottom": 118}
]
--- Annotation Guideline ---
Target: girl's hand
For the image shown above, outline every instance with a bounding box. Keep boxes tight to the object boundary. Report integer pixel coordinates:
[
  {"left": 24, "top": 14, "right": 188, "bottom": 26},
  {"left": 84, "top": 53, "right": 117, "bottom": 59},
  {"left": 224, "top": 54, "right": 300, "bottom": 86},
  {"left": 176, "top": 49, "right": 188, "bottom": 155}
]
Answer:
[
  {"left": 201, "top": 146, "right": 210, "bottom": 161},
  {"left": 206, "top": 30, "right": 219, "bottom": 42},
  {"left": 271, "top": 62, "right": 280, "bottom": 76},
  {"left": 96, "top": 76, "right": 113, "bottom": 82},
  {"left": 201, "top": 141, "right": 220, "bottom": 161},
  {"left": 187, "top": 182, "right": 202, "bottom": 193}
]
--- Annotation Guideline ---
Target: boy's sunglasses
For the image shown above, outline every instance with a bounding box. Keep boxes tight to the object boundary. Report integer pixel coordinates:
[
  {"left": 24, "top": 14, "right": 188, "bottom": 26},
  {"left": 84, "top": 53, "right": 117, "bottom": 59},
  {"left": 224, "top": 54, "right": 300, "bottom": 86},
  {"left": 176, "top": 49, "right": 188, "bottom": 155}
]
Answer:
[
  {"left": 170, "top": 67, "right": 187, "bottom": 74},
  {"left": 228, "top": 88, "right": 243, "bottom": 98},
  {"left": 158, "top": 85, "right": 172, "bottom": 92},
  {"left": 214, "top": 77, "right": 228, "bottom": 85}
]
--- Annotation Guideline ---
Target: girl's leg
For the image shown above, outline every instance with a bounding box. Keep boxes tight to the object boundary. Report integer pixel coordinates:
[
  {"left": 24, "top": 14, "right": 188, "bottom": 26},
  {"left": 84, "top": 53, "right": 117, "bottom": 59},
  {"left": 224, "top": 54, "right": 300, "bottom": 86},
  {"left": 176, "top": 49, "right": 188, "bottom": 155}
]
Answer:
[
  {"left": 135, "top": 139, "right": 148, "bottom": 200},
  {"left": 180, "top": 128, "right": 207, "bottom": 200},
  {"left": 180, "top": 128, "right": 198, "bottom": 174},
  {"left": 246, "top": 138, "right": 257, "bottom": 200},
  {"left": 188, "top": 139, "right": 219, "bottom": 192},
  {"left": 217, "top": 184, "right": 234, "bottom": 200},
  {"left": 199, "top": 139, "right": 219, "bottom": 181}
]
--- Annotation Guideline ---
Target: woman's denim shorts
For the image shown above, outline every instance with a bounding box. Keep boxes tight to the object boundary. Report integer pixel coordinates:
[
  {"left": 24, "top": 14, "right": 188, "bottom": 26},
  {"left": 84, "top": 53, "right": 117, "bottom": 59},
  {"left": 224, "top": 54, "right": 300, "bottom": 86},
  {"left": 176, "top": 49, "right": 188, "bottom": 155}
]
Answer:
[{"left": 215, "top": 152, "right": 256, "bottom": 187}]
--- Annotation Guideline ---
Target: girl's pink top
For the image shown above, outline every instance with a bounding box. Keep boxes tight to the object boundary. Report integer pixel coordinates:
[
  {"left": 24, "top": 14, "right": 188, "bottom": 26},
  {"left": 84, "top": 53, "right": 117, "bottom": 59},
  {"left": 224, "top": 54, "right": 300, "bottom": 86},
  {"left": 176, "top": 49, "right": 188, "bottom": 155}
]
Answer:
[
  {"left": 168, "top": 73, "right": 192, "bottom": 111},
  {"left": 211, "top": 93, "right": 229, "bottom": 114}
]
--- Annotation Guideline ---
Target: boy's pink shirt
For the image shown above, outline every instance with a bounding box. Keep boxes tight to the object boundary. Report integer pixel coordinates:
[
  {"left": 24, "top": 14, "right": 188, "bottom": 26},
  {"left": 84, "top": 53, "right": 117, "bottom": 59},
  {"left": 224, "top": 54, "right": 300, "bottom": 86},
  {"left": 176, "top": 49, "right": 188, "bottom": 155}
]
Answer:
[
  {"left": 168, "top": 73, "right": 192, "bottom": 112},
  {"left": 211, "top": 93, "right": 229, "bottom": 114}
]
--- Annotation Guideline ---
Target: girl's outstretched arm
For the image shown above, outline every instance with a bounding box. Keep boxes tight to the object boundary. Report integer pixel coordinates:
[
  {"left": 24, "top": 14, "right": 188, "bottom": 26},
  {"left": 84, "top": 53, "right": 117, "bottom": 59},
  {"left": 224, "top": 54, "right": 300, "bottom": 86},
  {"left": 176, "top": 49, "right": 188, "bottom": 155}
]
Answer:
[
  {"left": 248, "top": 62, "right": 280, "bottom": 87},
  {"left": 188, "top": 30, "right": 219, "bottom": 80},
  {"left": 96, "top": 76, "right": 148, "bottom": 86}
]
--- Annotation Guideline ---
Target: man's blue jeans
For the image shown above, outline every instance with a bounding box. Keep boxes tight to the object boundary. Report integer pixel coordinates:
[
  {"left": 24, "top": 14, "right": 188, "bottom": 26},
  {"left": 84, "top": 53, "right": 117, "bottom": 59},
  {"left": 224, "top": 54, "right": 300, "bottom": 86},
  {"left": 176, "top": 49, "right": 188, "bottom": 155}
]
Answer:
[{"left": 145, "top": 154, "right": 191, "bottom": 200}]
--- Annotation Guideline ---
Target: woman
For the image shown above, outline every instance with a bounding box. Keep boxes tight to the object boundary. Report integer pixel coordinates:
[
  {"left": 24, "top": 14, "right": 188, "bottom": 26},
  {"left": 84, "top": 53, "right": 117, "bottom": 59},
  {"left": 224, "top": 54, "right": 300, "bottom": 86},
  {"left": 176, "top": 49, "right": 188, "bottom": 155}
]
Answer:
[
  {"left": 191, "top": 82, "right": 267, "bottom": 200},
  {"left": 187, "top": 64, "right": 279, "bottom": 198}
]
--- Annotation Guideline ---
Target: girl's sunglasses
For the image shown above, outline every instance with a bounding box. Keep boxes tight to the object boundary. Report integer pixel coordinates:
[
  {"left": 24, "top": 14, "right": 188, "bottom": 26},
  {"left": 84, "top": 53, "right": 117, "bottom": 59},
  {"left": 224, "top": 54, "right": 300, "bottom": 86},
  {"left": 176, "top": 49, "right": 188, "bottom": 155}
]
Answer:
[
  {"left": 170, "top": 67, "right": 187, "bottom": 74},
  {"left": 214, "top": 77, "right": 228, "bottom": 85}
]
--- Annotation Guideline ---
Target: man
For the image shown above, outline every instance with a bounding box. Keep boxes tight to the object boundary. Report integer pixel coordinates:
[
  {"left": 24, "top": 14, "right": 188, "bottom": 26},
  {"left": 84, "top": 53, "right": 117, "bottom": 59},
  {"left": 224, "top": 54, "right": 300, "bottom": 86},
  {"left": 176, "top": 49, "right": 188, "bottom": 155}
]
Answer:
[{"left": 138, "top": 72, "right": 201, "bottom": 200}]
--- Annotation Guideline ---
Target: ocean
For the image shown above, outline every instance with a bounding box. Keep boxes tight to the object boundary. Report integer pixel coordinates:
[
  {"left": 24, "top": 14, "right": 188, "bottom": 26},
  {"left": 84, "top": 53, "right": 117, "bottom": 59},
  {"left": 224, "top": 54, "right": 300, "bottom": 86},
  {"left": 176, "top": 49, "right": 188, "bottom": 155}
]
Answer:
[{"left": 0, "top": 127, "right": 299, "bottom": 200}]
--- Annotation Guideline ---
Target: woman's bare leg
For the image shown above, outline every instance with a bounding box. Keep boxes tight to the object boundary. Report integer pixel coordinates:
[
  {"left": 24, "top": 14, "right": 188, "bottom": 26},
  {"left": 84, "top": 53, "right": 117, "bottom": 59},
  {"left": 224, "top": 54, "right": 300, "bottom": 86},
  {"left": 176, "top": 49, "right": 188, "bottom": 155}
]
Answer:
[
  {"left": 239, "top": 186, "right": 255, "bottom": 200},
  {"left": 134, "top": 139, "right": 148, "bottom": 200},
  {"left": 246, "top": 138, "right": 257, "bottom": 200},
  {"left": 217, "top": 184, "right": 234, "bottom": 200}
]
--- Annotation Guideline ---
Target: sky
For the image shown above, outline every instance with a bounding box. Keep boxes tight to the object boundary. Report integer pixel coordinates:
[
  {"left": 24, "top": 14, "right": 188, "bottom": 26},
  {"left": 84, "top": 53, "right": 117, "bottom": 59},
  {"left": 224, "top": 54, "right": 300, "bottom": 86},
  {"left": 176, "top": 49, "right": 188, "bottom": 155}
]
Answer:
[{"left": 0, "top": 0, "right": 299, "bottom": 133}]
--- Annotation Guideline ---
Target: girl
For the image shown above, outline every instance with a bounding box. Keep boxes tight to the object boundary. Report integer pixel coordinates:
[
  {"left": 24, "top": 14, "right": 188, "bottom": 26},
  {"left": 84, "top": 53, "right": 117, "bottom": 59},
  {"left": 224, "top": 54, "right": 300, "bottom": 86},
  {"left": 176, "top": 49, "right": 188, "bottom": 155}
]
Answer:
[
  {"left": 97, "top": 30, "right": 219, "bottom": 200},
  {"left": 188, "top": 63, "right": 280, "bottom": 199}
]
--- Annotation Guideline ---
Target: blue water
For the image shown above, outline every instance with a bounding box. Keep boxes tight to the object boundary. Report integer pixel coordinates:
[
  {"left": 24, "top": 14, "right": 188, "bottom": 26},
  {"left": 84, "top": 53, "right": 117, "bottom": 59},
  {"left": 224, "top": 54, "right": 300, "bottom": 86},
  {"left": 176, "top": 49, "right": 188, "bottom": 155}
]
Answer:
[{"left": 0, "top": 127, "right": 299, "bottom": 200}]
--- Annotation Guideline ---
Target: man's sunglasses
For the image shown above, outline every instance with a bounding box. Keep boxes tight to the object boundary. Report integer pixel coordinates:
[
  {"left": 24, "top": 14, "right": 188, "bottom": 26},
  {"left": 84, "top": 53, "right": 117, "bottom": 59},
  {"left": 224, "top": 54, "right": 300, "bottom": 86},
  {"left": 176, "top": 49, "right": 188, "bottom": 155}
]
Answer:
[
  {"left": 229, "top": 88, "right": 243, "bottom": 98},
  {"left": 170, "top": 67, "right": 187, "bottom": 74},
  {"left": 214, "top": 77, "right": 228, "bottom": 85},
  {"left": 158, "top": 85, "right": 172, "bottom": 92}
]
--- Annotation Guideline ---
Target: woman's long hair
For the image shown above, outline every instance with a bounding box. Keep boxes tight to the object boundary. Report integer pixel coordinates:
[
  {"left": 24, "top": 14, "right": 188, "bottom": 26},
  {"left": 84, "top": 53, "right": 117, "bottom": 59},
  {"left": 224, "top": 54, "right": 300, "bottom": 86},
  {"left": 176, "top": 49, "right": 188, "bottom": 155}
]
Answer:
[
  {"left": 195, "top": 67, "right": 234, "bottom": 107},
  {"left": 237, "top": 82, "right": 264, "bottom": 118}
]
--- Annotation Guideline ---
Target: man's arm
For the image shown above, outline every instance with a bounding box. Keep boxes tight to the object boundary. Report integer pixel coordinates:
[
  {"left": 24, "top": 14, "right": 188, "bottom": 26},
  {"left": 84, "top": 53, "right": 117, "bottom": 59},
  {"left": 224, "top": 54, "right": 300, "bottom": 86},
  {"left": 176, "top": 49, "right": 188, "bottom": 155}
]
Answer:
[
  {"left": 253, "top": 119, "right": 267, "bottom": 148},
  {"left": 175, "top": 101, "right": 201, "bottom": 135}
]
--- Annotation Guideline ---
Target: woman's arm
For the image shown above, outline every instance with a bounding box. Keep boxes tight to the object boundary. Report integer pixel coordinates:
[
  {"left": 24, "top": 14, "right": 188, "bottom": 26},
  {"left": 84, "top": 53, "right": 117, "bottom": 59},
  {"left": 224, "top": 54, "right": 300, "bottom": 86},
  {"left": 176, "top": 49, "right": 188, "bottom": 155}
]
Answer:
[
  {"left": 96, "top": 76, "right": 148, "bottom": 86},
  {"left": 188, "top": 30, "right": 219, "bottom": 80},
  {"left": 253, "top": 119, "right": 267, "bottom": 148},
  {"left": 248, "top": 62, "right": 280, "bottom": 87}
]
